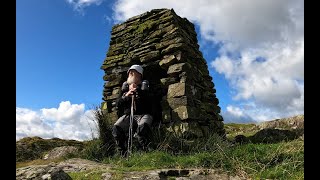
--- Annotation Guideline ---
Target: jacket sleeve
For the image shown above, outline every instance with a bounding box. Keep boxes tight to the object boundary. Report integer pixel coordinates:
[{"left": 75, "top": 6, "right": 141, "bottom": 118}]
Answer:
[
  {"left": 137, "top": 86, "right": 153, "bottom": 114},
  {"left": 116, "top": 91, "right": 130, "bottom": 118},
  {"left": 115, "top": 89, "right": 130, "bottom": 112}
]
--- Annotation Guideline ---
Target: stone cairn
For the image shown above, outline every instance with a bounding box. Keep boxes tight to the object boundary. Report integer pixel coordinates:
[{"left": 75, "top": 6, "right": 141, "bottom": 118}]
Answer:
[{"left": 101, "top": 8, "right": 225, "bottom": 138}]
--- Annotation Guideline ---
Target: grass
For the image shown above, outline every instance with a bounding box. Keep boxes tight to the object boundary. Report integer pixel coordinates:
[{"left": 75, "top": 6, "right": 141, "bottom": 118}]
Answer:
[
  {"left": 16, "top": 157, "right": 66, "bottom": 169},
  {"left": 16, "top": 134, "right": 303, "bottom": 179},
  {"left": 100, "top": 138, "right": 303, "bottom": 179},
  {"left": 68, "top": 170, "right": 105, "bottom": 180}
]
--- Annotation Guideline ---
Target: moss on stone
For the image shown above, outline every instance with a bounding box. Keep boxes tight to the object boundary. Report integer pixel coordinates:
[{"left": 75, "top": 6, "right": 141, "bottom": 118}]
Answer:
[{"left": 104, "top": 54, "right": 125, "bottom": 66}]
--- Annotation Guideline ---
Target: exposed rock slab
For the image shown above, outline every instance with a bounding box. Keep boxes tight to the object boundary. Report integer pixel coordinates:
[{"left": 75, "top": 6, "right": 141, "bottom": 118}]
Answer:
[{"left": 16, "top": 164, "right": 72, "bottom": 180}]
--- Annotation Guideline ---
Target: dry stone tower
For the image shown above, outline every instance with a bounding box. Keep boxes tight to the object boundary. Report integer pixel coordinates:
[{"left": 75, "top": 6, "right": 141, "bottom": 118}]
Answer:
[{"left": 101, "top": 8, "right": 225, "bottom": 138}]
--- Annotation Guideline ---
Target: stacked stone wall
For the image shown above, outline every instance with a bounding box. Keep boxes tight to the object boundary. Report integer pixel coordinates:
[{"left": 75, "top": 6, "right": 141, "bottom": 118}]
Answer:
[{"left": 101, "top": 9, "right": 225, "bottom": 137}]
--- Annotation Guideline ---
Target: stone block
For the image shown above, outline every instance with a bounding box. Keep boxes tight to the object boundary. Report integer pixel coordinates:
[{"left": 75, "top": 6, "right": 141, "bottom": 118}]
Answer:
[
  {"left": 161, "top": 43, "right": 187, "bottom": 54},
  {"left": 167, "top": 96, "right": 194, "bottom": 109},
  {"left": 172, "top": 106, "right": 199, "bottom": 121},
  {"left": 166, "top": 121, "right": 204, "bottom": 138},
  {"left": 167, "top": 63, "right": 191, "bottom": 77},
  {"left": 104, "top": 77, "right": 123, "bottom": 88},
  {"left": 159, "top": 55, "right": 176, "bottom": 69},
  {"left": 160, "top": 77, "right": 178, "bottom": 88},
  {"left": 167, "top": 82, "right": 187, "bottom": 98},
  {"left": 155, "top": 37, "right": 184, "bottom": 50},
  {"left": 103, "top": 73, "right": 123, "bottom": 82},
  {"left": 140, "top": 50, "right": 160, "bottom": 63}
]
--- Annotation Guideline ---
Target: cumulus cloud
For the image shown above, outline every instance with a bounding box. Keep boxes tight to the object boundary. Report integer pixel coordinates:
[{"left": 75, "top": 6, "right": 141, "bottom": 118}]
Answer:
[
  {"left": 222, "top": 105, "right": 255, "bottom": 124},
  {"left": 16, "top": 101, "right": 98, "bottom": 141},
  {"left": 16, "top": 108, "right": 54, "bottom": 140},
  {"left": 112, "top": 0, "right": 303, "bottom": 47},
  {"left": 223, "top": 99, "right": 303, "bottom": 123},
  {"left": 212, "top": 35, "right": 304, "bottom": 115},
  {"left": 112, "top": 0, "right": 304, "bottom": 121},
  {"left": 66, "top": 0, "right": 104, "bottom": 12}
]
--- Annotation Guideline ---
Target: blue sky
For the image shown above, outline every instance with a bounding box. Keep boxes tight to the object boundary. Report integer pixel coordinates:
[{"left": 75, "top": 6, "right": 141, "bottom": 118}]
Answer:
[
  {"left": 16, "top": 0, "right": 304, "bottom": 141},
  {"left": 17, "top": 0, "right": 112, "bottom": 109}
]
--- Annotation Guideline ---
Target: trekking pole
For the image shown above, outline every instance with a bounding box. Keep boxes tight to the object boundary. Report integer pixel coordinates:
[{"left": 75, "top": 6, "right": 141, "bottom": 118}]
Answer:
[{"left": 127, "top": 92, "right": 135, "bottom": 158}]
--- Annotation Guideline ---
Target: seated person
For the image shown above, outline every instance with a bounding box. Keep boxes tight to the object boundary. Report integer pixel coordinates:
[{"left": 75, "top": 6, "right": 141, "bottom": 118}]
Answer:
[{"left": 112, "top": 64, "right": 153, "bottom": 156}]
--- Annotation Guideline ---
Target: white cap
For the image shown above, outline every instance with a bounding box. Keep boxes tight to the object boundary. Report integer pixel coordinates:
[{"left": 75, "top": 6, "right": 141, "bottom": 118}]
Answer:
[{"left": 127, "top": 64, "right": 143, "bottom": 76}]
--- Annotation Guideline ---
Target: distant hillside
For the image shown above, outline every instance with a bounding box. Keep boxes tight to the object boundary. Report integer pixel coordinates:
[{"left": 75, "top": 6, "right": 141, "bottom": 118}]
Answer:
[
  {"left": 224, "top": 114, "right": 304, "bottom": 139},
  {"left": 16, "top": 136, "right": 84, "bottom": 162}
]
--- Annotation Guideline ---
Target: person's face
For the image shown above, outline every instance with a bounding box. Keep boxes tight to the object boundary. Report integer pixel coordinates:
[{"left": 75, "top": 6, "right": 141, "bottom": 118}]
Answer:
[
  {"left": 127, "top": 70, "right": 142, "bottom": 84},
  {"left": 128, "top": 70, "right": 141, "bottom": 79}
]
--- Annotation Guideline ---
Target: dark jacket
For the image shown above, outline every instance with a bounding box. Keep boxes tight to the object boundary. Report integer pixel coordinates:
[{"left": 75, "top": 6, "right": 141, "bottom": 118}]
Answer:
[{"left": 116, "top": 82, "right": 152, "bottom": 117}]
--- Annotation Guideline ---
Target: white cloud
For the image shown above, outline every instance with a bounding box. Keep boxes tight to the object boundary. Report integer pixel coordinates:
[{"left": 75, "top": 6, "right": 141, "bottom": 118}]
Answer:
[
  {"left": 223, "top": 100, "right": 303, "bottom": 123},
  {"left": 212, "top": 39, "right": 304, "bottom": 114},
  {"left": 112, "top": 0, "right": 304, "bottom": 121},
  {"left": 104, "top": 15, "right": 113, "bottom": 25},
  {"left": 66, "top": 0, "right": 103, "bottom": 12},
  {"left": 16, "top": 108, "right": 54, "bottom": 141},
  {"left": 41, "top": 101, "right": 85, "bottom": 123},
  {"left": 16, "top": 101, "right": 98, "bottom": 141},
  {"left": 222, "top": 105, "right": 255, "bottom": 123},
  {"left": 112, "top": 0, "right": 303, "bottom": 48}
]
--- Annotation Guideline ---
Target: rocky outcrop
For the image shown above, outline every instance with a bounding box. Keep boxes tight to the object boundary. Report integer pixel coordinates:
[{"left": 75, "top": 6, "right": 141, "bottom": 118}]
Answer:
[
  {"left": 57, "top": 158, "right": 111, "bottom": 172},
  {"left": 16, "top": 164, "right": 72, "bottom": 180},
  {"left": 231, "top": 115, "right": 304, "bottom": 144},
  {"left": 101, "top": 8, "right": 224, "bottom": 138},
  {"left": 16, "top": 137, "right": 84, "bottom": 162},
  {"left": 258, "top": 114, "right": 304, "bottom": 130},
  {"left": 43, "top": 146, "right": 79, "bottom": 160},
  {"left": 249, "top": 128, "right": 300, "bottom": 143},
  {"left": 16, "top": 158, "right": 111, "bottom": 180}
]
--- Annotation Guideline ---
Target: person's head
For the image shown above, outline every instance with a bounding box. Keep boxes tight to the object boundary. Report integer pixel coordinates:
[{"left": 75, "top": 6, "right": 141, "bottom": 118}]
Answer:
[{"left": 127, "top": 64, "right": 143, "bottom": 85}]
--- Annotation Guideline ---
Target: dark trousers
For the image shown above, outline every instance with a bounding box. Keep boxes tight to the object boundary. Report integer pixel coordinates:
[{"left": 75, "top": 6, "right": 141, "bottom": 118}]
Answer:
[{"left": 112, "top": 114, "right": 153, "bottom": 153}]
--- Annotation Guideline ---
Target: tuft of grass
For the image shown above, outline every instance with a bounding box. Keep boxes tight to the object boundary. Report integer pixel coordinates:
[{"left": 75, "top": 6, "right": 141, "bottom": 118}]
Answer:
[
  {"left": 80, "top": 139, "right": 113, "bottom": 162},
  {"left": 79, "top": 106, "right": 116, "bottom": 162},
  {"left": 226, "top": 139, "right": 304, "bottom": 179},
  {"left": 68, "top": 170, "right": 105, "bottom": 180}
]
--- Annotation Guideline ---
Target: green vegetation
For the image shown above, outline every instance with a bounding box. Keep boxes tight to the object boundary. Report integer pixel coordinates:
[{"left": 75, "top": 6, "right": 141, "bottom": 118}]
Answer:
[
  {"left": 135, "top": 20, "right": 157, "bottom": 34},
  {"left": 224, "top": 123, "right": 259, "bottom": 139},
  {"left": 68, "top": 170, "right": 105, "bottom": 180},
  {"left": 81, "top": 119, "right": 303, "bottom": 179},
  {"left": 16, "top": 157, "right": 66, "bottom": 169},
  {"left": 98, "top": 137, "right": 303, "bottom": 179},
  {"left": 75, "top": 106, "right": 116, "bottom": 162},
  {"left": 134, "top": 15, "right": 174, "bottom": 34}
]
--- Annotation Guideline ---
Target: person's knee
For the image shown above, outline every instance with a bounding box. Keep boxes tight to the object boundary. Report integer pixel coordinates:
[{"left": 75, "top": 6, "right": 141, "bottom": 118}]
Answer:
[
  {"left": 137, "top": 123, "right": 152, "bottom": 137},
  {"left": 140, "top": 114, "right": 153, "bottom": 126},
  {"left": 112, "top": 125, "right": 124, "bottom": 138}
]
